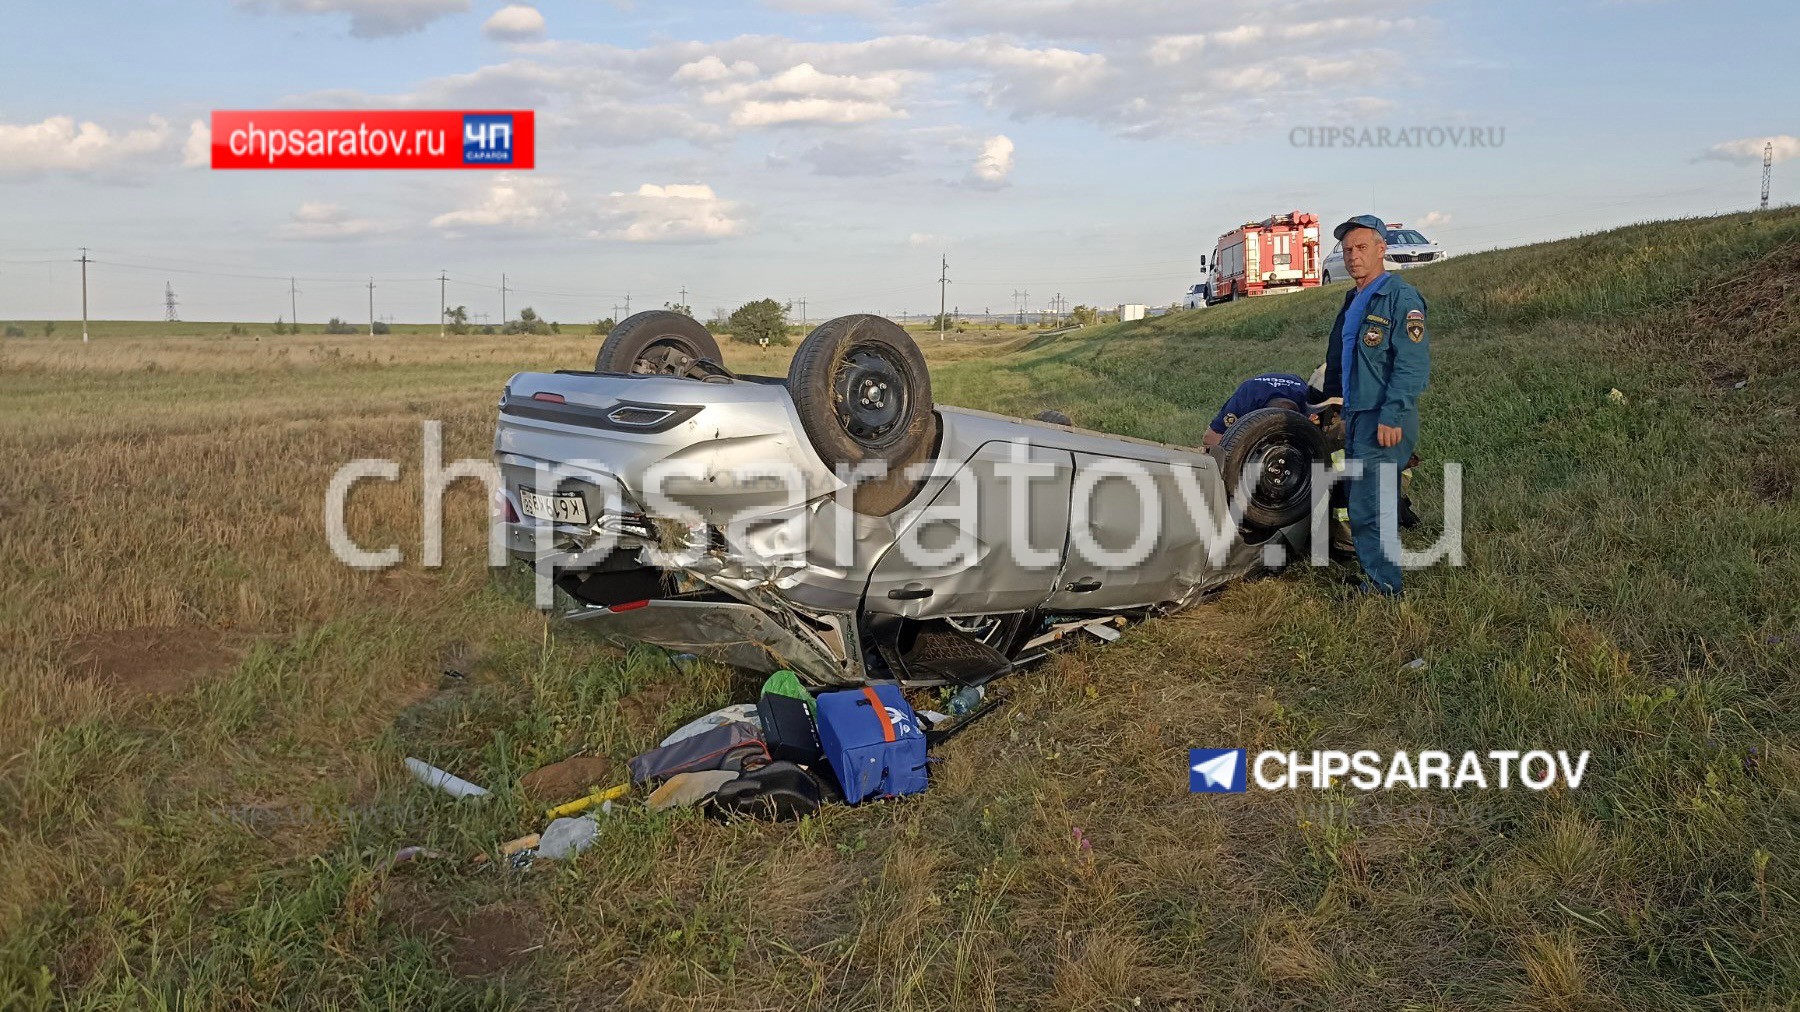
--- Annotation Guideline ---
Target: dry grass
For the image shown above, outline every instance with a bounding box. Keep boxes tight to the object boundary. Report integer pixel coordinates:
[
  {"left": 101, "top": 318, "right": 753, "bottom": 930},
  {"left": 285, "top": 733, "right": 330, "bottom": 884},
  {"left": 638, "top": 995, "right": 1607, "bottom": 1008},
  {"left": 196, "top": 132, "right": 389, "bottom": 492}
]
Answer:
[{"left": 2, "top": 209, "right": 1798, "bottom": 1009}]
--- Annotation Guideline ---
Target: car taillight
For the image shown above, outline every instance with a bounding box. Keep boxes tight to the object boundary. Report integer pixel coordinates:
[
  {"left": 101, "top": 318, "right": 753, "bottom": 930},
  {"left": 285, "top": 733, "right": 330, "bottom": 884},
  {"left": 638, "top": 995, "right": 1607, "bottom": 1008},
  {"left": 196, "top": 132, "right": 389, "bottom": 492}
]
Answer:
[{"left": 493, "top": 489, "right": 519, "bottom": 523}]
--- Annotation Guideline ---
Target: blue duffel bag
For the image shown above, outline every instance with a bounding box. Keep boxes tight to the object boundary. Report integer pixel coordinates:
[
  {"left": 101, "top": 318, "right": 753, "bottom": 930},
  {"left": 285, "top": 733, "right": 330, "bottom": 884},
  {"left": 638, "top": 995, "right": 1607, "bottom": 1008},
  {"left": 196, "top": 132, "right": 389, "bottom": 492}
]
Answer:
[{"left": 815, "top": 684, "right": 928, "bottom": 803}]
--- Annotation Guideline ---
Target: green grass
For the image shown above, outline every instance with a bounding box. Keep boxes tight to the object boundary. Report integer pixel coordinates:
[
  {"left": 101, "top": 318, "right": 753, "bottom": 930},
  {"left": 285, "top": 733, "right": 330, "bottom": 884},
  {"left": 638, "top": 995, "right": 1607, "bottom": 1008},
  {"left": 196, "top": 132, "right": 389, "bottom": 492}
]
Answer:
[{"left": 1, "top": 208, "right": 1796, "bottom": 1009}]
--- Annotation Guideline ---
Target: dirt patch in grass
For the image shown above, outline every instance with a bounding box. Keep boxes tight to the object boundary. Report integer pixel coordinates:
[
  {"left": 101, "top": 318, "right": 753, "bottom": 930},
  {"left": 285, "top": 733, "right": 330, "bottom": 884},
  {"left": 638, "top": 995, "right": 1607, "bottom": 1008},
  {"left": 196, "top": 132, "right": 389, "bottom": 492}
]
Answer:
[
  {"left": 1752, "top": 460, "right": 1793, "bottom": 504},
  {"left": 1673, "top": 239, "right": 1800, "bottom": 382},
  {"left": 63, "top": 625, "right": 239, "bottom": 694},
  {"left": 519, "top": 755, "right": 617, "bottom": 801},
  {"left": 616, "top": 681, "right": 678, "bottom": 729},
  {"left": 387, "top": 882, "right": 541, "bottom": 978}
]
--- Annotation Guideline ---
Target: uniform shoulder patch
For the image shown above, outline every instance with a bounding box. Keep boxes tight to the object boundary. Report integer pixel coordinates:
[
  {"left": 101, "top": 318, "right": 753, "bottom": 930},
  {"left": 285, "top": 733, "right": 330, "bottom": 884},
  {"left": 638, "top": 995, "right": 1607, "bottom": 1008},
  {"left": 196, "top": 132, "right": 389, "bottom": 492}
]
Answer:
[
  {"left": 1406, "top": 320, "right": 1425, "bottom": 342},
  {"left": 1364, "top": 313, "right": 1391, "bottom": 326},
  {"left": 1363, "top": 326, "right": 1384, "bottom": 348},
  {"left": 1406, "top": 308, "right": 1424, "bottom": 320}
]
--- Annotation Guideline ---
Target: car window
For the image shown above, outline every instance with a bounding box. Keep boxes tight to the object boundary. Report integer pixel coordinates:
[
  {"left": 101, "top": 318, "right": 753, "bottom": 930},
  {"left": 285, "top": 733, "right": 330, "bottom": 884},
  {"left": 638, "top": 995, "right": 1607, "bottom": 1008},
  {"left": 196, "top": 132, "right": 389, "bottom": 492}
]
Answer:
[{"left": 1386, "top": 230, "right": 1429, "bottom": 245}]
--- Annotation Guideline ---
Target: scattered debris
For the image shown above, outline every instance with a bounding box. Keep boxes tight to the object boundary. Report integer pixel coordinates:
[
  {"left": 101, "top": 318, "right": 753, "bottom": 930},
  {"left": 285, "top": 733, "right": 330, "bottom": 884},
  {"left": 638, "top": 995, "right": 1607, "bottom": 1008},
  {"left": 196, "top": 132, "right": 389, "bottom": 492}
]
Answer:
[
  {"left": 544, "top": 783, "right": 629, "bottom": 821},
  {"left": 536, "top": 816, "right": 599, "bottom": 860},
  {"left": 471, "top": 833, "right": 540, "bottom": 866},
  {"left": 1607, "top": 388, "right": 1627, "bottom": 405},
  {"left": 647, "top": 770, "right": 739, "bottom": 811},
  {"left": 387, "top": 846, "right": 447, "bottom": 869},
  {"left": 659, "top": 703, "right": 761, "bottom": 747},
  {"left": 1023, "top": 616, "right": 1127, "bottom": 651},
  {"left": 629, "top": 721, "right": 768, "bottom": 785},
  {"left": 712, "top": 760, "right": 821, "bottom": 820},
  {"left": 404, "top": 758, "right": 490, "bottom": 799},
  {"left": 947, "top": 684, "right": 986, "bottom": 716},
  {"left": 1401, "top": 658, "right": 1429, "bottom": 673}
]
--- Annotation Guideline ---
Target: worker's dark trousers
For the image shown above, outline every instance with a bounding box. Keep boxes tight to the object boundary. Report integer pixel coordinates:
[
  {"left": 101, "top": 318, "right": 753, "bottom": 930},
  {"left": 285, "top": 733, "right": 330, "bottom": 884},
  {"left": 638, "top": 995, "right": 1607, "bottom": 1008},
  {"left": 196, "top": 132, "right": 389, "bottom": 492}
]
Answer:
[{"left": 1345, "top": 408, "right": 1418, "bottom": 594}]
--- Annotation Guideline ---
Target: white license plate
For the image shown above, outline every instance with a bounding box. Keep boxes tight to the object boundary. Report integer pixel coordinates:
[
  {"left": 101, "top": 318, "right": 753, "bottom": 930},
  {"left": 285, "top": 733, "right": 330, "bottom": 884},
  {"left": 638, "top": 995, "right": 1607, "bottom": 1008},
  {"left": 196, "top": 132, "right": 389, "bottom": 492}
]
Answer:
[{"left": 518, "top": 487, "right": 589, "bottom": 524}]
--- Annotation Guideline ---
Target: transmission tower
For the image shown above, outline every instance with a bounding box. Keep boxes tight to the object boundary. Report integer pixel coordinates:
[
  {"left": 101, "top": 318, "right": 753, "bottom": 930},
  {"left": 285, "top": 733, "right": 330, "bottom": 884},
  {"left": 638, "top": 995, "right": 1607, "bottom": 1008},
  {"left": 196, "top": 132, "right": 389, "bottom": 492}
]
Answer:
[
  {"left": 1012, "top": 289, "right": 1029, "bottom": 325},
  {"left": 163, "top": 282, "right": 180, "bottom": 322},
  {"left": 1762, "top": 141, "right": 1773, "bottom": 211}
]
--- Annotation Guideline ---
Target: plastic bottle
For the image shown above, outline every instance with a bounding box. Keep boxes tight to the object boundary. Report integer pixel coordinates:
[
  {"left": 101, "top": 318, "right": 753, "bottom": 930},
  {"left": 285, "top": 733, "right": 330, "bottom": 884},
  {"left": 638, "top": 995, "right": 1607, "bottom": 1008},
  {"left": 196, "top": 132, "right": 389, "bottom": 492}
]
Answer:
[{"left": 947, "top": 684, "right": 986, "bottom": 716}]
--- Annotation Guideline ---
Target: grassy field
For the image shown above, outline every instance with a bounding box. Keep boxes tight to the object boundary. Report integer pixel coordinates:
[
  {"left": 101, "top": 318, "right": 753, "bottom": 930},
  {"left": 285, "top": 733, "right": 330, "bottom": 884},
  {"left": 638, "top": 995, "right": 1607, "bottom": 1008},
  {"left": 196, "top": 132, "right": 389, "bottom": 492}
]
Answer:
[{"left": 1, "top": 208, "right": 1796, "bottom": 1010}]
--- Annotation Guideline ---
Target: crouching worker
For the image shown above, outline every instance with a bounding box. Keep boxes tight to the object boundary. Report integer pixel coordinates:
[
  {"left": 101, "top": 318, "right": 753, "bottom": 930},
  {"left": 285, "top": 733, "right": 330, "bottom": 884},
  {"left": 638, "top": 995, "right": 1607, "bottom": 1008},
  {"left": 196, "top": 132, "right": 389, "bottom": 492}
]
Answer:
[{"left": 1201, "top": 372, "right": 1314, "bottom": 450}]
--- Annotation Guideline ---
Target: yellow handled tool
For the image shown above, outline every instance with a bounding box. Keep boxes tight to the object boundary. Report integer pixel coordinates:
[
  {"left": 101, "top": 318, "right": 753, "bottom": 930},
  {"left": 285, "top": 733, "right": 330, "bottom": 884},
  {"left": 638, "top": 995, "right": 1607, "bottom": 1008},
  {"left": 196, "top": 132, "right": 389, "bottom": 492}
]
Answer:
[{"left": 544, "top": 782, "right": 630, "bottom": 820}]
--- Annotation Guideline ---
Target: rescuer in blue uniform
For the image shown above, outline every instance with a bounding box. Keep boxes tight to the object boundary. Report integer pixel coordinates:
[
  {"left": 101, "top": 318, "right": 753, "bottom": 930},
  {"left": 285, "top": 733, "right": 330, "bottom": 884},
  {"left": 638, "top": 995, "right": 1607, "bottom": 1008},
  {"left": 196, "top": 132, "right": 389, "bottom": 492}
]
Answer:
[
  {"left": 1201, "top": 372, "right": 1312, "bottom": 449},
  {"left": 1321, "top": 214, "right": 1431, "bottom": 596}
]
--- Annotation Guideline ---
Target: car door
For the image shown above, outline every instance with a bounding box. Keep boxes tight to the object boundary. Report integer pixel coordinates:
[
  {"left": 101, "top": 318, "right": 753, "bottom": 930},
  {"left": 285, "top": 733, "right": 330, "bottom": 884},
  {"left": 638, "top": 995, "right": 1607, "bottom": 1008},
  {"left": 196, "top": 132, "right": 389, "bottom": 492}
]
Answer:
[
  {"left": 1042, "top": 449, "right": 1213, "bottom": 612},
  {"left": 864, "top": 439, "right": 1075, "bottom": 618}
]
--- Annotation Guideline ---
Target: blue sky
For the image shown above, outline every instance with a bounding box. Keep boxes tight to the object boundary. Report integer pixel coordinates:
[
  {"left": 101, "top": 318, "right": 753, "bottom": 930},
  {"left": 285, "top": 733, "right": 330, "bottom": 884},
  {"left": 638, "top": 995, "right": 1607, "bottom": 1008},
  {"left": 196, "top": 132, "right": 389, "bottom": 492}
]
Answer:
[{"left": 1, "top": 0, "right": 1792, "bottom": 324}]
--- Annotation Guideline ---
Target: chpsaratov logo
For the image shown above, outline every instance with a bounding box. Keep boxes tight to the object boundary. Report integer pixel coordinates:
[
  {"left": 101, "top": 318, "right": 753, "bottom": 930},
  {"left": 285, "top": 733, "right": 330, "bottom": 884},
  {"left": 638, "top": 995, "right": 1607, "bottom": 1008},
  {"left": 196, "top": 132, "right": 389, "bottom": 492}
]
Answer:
[
  {"left": 463, "top": 113, "right": 515, "bottom": 165},
  {"left": 1189, "top": 748, "right": 1247, "bottom": 793}
]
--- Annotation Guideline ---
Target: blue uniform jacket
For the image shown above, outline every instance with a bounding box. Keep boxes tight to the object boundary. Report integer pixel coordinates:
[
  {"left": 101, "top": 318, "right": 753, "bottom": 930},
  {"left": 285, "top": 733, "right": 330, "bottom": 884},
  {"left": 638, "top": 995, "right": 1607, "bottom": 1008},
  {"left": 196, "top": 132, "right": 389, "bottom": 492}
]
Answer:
[
  {"left": 1210, "top": 372, "right": 1310, "bottom": 434},
  {"left": 1322, "top": 273, "right": 1431, "bottom": 426}
]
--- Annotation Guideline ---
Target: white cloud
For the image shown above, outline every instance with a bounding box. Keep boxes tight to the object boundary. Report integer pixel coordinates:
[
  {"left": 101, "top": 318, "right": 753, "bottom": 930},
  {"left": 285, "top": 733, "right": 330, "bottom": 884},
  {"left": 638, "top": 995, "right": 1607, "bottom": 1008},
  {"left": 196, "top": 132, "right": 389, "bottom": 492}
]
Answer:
[
  {"left": 702, "top": 62, "right": 909, "bottom": 126},
  {"left": 239, "top": 0, "right": 471, "bottom": 38},
  {"left": 430, "top": 173, "right": 570, "bottom": 234},
  {"left": 1701, "top": 134, "right": 1798, "bottom": 165},
  {"left": 908, "top": 231, "right": 949, "bottom": 246},
  {"left": 0, "top": 115, "right": 171, "bottom": 178},
  {"left": 593, "top": 183, "right": 744, "bottom": 243},
  {"left": 672, "top": 55, "right": 759, "bottom": 82},
  {"left": 483, "top": 4, "right": 545, "bottom": 41},
  {"left": 1418, "top": 210, "right": 1452, "bottom": 228},
  {"left": 277, "top": 201, "right": 397, "bottom": 240},
  {"left": 969, "top": 134, "right": 1014, "bottom": 187},
  {"left": 182, "top": 120, "right": 212, "bottom": 168}
]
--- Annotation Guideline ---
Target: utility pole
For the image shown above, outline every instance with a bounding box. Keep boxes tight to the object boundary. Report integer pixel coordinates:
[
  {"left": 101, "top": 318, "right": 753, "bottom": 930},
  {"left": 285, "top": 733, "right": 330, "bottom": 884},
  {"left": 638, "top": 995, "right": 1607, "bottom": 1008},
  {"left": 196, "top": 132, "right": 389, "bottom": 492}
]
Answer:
[
  {"left": 611, "top": 304, "right": 620, "bottom": 326},
  {"left": 289, "top": 277, "right": 299, "bottom": 328},
  {"left": 798, "top": 297, "right": 806, "bottom": 329},
  {"left": 938, "top": 254, "right": 950, "bottom": 341},
  {"left": 367, "top": 277, "right": 376, "bottom": 336},
  {"left": 77, "top": 248, "right": 91, "bottom": 343},
  {"left": 1762, "top": 141, "right": 1774, "bottom": 211},
  {"left": 1012, "top": 289, "right": 1029, "bottom": 325},
  {"left": 500, "top": 273, "right": 510, "bottom": 324},
  {"left": 623, "top": 292, "right": 631, "bottom": 318},
  {"left": 438, "top": 269, "right": 448, "bottom": 338},
  {"left": 678, "top": 285, "right": 688, "bottom": 314}
]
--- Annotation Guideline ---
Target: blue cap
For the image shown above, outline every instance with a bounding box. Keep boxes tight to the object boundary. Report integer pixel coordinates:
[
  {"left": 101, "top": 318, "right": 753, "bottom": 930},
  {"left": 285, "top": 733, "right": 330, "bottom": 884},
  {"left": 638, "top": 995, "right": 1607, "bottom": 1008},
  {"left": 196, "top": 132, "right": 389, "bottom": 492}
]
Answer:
[{"left": 1333, "top": 214, "right": 1388, "bottom": 242}]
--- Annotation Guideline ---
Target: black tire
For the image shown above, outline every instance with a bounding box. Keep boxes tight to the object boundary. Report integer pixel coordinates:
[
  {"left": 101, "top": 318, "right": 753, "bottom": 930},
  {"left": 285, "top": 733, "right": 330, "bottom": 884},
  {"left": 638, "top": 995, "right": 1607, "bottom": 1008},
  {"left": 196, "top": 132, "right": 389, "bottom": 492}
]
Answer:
[
  {"left": 595, "top": 310, "right": 722, "bottom": 376},
  {"left": 787, "top": 315, "right": 936, "bottom": 516},
  {"left": 1216, "top": 407, "right": 1327, "bottom": 529},
  {"left": 1323, "top": 271, "right": 1333, "bottom": 285}
]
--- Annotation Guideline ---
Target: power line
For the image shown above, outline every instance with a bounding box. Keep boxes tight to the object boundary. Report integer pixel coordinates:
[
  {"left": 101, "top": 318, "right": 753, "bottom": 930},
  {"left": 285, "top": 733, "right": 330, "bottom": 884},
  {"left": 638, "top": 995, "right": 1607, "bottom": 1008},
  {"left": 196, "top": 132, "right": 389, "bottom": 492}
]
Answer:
[{"left": 500, "top": 272, "right": 510, "bottom": 324}]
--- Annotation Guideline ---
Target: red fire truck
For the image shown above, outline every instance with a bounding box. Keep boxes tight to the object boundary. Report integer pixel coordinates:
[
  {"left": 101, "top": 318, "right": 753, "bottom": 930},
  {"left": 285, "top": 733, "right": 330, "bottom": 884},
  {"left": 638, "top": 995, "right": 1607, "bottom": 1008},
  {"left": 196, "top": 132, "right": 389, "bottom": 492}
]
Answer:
[{"left": 1205, "top": 211, "right": 1322, "bottom": 303}]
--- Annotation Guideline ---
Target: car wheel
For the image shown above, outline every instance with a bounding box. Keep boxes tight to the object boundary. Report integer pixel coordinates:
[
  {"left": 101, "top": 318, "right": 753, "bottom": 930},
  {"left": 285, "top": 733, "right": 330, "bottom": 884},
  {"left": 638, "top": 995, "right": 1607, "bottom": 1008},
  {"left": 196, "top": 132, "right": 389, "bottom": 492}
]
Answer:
[
  {"left": 1216, "top": 407, "right": 1327, "bottom": 529},
  {"left": 788, "top": 314, "right": 937, "bottom": 516},
  {"left": 595, "top": 310, "right": 723, "bottom": 377},
  {"left": 1323, "top": 271, "right": 1333, "bottom": 284}
]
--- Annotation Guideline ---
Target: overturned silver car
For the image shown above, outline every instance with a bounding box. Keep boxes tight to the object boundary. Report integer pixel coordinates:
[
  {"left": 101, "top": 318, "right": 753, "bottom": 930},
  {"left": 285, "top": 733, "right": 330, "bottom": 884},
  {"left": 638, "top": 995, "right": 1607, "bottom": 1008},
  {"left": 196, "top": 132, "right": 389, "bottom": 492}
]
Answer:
[{"left": 494, "top": 311, "right": 1325, "bottom": 687}]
